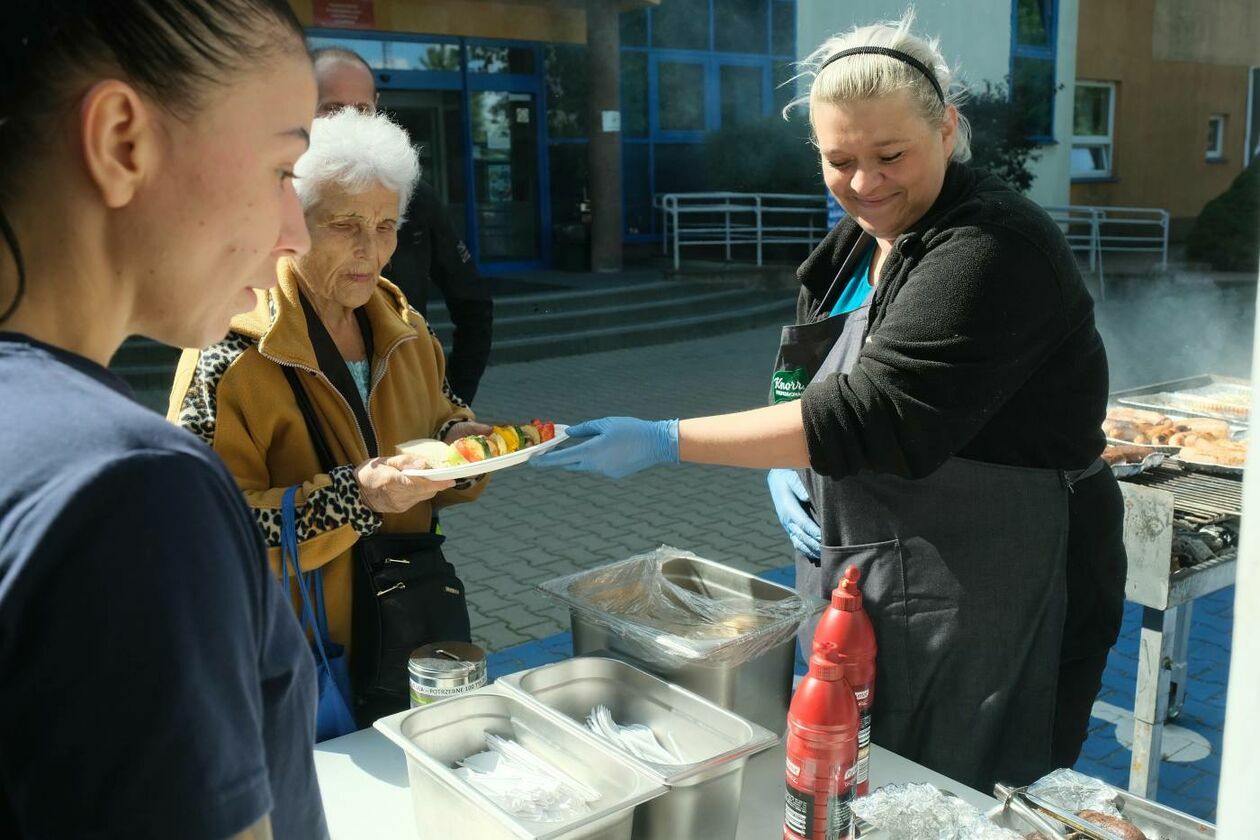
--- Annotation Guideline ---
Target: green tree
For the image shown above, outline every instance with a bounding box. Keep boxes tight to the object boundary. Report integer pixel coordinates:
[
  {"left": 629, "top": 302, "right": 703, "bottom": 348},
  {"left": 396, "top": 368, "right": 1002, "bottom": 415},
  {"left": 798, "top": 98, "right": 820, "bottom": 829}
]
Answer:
[{"left": 962, "top": 80, "right": 1043, "bottom": 194}]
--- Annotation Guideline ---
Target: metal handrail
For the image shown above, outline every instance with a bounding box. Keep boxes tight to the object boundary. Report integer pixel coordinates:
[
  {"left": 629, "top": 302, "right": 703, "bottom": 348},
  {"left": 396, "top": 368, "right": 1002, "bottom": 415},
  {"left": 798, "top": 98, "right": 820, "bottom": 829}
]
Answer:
[
  {"left": 1041, "top": 203, "right": 1170, "bottom": 301},
  {"left": 656, "top": 194, "right": 1168, "bottom": 301},
  {"left": 657, "top": 192, "right": 828, "bottom": 268}
]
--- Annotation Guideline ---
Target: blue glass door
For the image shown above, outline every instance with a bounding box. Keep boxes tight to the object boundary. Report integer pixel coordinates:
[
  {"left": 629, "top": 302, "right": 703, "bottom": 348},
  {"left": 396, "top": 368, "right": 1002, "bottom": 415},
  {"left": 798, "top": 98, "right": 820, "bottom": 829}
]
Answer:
[{"left": 466, "top": 40, "right": 549, "bottom": 271}]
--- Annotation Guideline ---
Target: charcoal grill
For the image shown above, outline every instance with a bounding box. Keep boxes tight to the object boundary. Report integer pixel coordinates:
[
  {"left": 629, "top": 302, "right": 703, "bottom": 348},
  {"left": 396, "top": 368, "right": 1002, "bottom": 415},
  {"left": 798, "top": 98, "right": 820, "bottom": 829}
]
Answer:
[{"left": 1117, "top": 460, "right": 1242, "bottom": 798}]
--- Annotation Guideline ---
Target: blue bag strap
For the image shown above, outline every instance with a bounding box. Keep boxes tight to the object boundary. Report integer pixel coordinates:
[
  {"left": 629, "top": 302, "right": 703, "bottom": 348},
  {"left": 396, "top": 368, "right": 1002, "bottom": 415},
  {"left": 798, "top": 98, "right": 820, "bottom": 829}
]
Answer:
[
  {"left": 281, "top": 486, "right": 337, "bottom": 676},
  {"left": 311, "top": 567, "right": 332, "bottom": 642},
  {"left": 279, "top": 488, "right": 307, "bottom": 636}
]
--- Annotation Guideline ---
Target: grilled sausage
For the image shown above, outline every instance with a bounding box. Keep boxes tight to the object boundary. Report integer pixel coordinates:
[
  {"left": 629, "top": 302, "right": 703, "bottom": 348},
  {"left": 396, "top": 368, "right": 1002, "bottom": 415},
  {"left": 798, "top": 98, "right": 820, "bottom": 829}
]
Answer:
[{"left": 1074, "top": 810, "right": 1146, "bottom": 840}]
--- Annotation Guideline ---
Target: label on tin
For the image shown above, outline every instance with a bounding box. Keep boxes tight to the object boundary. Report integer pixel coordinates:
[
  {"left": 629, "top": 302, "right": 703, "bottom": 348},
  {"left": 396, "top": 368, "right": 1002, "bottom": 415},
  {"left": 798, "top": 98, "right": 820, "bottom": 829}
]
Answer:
[{"left": 409, "top": 673, "right": 487, "bottom": 706}]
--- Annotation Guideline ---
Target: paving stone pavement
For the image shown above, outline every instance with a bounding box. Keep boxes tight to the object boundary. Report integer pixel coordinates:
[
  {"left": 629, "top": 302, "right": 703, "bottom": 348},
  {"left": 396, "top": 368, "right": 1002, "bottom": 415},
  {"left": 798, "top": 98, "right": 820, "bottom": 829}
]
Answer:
[{"left": 436, "top": 323, "right": 794, "bottom": 654}]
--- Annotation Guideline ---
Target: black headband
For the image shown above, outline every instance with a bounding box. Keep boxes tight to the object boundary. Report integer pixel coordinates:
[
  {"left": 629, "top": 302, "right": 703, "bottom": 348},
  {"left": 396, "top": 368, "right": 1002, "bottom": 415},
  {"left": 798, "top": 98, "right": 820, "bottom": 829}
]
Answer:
[{"left": 818, "top": 47, "right": 946, "bottom": 103}]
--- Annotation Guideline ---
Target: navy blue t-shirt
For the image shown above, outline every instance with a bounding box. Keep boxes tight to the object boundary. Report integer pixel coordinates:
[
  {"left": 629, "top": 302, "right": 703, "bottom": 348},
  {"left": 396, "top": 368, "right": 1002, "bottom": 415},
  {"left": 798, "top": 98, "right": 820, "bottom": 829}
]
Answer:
[{"left": 0, "top": 335, "right": 327, "bottom": 839}]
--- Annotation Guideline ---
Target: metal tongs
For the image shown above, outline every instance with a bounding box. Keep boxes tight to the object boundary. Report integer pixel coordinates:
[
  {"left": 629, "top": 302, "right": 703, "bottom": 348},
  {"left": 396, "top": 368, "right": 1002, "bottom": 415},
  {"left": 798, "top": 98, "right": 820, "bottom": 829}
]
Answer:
[{"left": 994, "top": 783, "right": 1127, "bottom": 840}]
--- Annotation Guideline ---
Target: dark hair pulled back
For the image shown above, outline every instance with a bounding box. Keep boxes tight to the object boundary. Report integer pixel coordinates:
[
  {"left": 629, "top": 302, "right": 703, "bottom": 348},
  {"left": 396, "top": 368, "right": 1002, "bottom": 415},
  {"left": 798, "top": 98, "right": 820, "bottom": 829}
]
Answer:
[{"left": 0, "top": 0, "right": 306, "bottom": 325}]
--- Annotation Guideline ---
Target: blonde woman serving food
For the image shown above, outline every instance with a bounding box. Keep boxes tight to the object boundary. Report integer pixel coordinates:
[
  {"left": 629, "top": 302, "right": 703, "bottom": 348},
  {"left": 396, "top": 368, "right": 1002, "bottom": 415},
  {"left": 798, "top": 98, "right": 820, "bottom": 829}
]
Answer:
[{"left": 536, "top": 13, "right": 1126, "bottom": 791}]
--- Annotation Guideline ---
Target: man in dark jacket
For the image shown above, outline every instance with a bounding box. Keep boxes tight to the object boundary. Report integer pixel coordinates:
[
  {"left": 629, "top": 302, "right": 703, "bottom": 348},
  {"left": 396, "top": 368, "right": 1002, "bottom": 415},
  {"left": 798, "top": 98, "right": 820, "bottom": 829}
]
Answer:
[
  {"left": 311, "top": 47, "right": 493, "bottom": 405},
  {"left": 389, "top": 179, "right": 493, "bottom": 404}
]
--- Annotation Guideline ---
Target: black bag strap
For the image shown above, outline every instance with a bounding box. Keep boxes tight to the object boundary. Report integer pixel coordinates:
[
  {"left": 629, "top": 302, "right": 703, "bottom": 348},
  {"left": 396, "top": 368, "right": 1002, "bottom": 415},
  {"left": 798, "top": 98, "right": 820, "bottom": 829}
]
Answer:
[{"left": 281, "top": 365, "right": 338, "bottom": 474}]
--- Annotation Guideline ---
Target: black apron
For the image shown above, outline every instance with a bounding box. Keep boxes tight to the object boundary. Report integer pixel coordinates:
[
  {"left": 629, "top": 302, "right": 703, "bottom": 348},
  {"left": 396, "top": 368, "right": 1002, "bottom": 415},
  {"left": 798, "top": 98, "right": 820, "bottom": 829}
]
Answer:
[{"left": 772, "top": 239, "right": 1103, "bottom": 790}]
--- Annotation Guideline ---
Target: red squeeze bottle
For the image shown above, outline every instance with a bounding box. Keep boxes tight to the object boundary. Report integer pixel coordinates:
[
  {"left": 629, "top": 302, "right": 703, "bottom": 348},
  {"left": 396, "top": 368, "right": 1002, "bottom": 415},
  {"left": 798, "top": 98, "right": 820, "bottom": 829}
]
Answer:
[
  {"left": 783, "top": 642, "right": 859, "bottom": 840},
  {"left": 812, "top": 565, "right": 877, "bottom": 796}
]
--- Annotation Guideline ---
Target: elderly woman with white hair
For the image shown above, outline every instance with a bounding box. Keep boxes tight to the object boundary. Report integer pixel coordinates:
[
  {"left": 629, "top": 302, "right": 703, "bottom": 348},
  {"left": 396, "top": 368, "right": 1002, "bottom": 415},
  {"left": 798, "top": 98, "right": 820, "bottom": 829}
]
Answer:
[
  {"left": 536, "top": 12, "right": 1125, "bottom": 790},
  {"left": 169, "top": 109, "right": 489, "bottom": 726}
]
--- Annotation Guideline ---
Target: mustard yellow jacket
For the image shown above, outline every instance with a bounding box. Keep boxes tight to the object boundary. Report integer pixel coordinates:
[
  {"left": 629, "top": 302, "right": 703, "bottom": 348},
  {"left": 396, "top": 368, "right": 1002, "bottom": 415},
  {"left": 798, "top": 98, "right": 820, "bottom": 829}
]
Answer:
[{"left": 168, "top": 260, "right": 486, "bottom": 653}]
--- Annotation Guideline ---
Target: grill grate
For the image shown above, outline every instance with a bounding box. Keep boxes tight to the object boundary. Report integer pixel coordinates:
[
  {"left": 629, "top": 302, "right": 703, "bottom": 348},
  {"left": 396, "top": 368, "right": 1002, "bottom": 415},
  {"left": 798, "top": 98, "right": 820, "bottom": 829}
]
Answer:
[{"left": 1122, "top": 462, "right": 1244, "bottom": 522}]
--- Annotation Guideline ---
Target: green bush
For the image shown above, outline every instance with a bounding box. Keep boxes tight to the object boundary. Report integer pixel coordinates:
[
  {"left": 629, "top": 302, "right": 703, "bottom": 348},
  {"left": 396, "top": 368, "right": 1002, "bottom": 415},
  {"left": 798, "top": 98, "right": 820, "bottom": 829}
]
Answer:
[
  {"left": 1186, "top": 163, "right": 1260, "bottom": 272},
  {"left": 701, "top": 115, "right": 821, "bottom": 195}
]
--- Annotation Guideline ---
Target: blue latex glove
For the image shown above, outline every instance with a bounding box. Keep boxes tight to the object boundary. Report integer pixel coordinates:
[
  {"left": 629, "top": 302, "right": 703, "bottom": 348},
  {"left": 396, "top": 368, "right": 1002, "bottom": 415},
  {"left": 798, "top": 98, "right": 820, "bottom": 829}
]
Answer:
[
  {"left": 767, "top": 469, "right": 821, "bottom": 561},
  {"left": 530, "top": 417, "right": 679, "bottom": 479}
]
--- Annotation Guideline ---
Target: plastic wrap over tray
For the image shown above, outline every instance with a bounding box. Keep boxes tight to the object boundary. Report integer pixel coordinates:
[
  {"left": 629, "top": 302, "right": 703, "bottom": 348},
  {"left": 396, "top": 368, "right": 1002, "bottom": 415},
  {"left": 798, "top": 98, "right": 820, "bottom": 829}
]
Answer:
[
  {"left": 537, "top": 546, "right": 820, "bottom": 670},
  {"left": 852, "top": 783, "right": 1022, "bottom": 840}
]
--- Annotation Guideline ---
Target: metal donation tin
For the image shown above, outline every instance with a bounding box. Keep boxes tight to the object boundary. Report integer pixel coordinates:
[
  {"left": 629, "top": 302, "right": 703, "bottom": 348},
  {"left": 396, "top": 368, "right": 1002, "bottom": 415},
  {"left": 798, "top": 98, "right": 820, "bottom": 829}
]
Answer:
[{"left": 408, "top": 641, "right": 487, "bottom": 706}]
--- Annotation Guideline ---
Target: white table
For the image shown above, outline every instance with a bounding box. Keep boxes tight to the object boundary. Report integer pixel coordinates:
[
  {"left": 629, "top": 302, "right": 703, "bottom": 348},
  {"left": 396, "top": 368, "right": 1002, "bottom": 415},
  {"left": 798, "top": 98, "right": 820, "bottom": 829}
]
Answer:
[{"left": 314, "top": 724, "right": 996, "bottom": 839}]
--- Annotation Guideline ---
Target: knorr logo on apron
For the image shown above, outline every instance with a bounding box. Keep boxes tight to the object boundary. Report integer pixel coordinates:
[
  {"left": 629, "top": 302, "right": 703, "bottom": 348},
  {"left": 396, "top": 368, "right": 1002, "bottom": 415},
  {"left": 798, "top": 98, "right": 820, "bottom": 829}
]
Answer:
[{"left": 772, "top": 367, "right": 807, "bottom": 403}]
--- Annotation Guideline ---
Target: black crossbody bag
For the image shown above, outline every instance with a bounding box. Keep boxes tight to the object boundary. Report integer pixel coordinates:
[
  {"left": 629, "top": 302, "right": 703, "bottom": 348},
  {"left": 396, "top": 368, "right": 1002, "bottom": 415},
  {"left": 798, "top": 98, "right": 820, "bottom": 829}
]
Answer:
[{"left": 280, "top": 366, "right": 472, "bottom": 722}]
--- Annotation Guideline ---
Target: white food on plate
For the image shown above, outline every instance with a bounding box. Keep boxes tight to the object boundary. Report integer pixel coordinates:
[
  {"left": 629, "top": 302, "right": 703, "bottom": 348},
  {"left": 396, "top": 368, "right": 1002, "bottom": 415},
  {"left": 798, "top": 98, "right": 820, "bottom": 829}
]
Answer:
[{"left": 395, "top": 438, "right": 465, "bottom": 468}]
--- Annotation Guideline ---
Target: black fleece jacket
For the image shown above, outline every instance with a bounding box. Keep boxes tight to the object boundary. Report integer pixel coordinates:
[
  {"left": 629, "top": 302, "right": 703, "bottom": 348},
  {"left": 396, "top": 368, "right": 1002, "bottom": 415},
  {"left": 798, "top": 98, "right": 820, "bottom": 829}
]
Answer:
[{"left": 799, "top": 163, "right": 1110, "bottom": 479}]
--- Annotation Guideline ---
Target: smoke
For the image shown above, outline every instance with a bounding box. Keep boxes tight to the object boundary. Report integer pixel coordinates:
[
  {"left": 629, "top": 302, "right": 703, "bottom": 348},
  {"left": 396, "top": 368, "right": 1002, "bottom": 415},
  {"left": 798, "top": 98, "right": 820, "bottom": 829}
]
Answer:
[{"left": 1094, "top": 279, "right": 1255, "bottom": 390}]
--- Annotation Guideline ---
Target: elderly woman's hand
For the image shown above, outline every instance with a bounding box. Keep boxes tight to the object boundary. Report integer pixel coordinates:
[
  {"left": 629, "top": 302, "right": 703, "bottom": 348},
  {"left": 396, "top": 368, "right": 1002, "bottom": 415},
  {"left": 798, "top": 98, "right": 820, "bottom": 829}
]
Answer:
[{"left": 354, "top": 455, "right": 456, "bottom": 514}]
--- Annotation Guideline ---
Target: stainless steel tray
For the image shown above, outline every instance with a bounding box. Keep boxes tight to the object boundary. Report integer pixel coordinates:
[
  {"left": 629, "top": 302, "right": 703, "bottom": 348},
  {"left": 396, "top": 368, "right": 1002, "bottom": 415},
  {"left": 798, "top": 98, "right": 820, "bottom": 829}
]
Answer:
[
  {"left": 1113, "top": 375, "right": 1251, "bottom": 425},
  {"left": 1105, "top": 436, "right": 1181, "bottom": 455},
  {"left": 987, "top": 793, "right": 1215, "bottom": 839},
  {"left": 1105, "top": 395, "right": 1248, "bottom": 468}
]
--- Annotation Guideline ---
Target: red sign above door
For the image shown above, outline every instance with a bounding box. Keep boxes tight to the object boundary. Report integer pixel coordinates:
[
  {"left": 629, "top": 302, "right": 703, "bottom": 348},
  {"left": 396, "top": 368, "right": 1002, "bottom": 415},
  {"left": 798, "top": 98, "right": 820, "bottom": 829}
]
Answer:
[{"left": 313, "top": 0, "right": 376, "bottom": 29}]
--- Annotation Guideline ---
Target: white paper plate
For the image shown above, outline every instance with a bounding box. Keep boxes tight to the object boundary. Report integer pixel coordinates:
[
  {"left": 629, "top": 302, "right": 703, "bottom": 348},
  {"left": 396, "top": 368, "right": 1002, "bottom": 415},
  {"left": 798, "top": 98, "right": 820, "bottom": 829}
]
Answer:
[{"left": 401, "top": 424, "right": 570, "bottom": 481}]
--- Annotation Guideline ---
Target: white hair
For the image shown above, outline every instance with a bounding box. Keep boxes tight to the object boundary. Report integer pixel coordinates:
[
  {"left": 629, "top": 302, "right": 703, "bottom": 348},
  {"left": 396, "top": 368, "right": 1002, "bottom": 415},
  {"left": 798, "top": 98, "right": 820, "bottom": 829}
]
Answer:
[
  {"left": 787, "top": 8, "right": 972, "bottom": 163},
  {"left": 293, "top": 108, "right": 420, "bottom": 219}
]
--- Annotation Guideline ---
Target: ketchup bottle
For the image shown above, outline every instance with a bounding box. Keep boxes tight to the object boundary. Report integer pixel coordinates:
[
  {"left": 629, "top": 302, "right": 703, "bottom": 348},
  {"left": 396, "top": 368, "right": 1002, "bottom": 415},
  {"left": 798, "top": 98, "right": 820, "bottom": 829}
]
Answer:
[
  {"left": 812, "top": 565, "right": 877, "bottom": 797},
  {"left": 784, "top": 641, "right": 859, "bottom": 840}
]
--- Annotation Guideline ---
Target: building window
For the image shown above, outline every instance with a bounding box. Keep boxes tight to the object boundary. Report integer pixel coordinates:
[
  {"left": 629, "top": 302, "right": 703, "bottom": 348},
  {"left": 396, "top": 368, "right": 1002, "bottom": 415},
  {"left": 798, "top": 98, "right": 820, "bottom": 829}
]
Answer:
[
  {"left": 1071, "top": 81, "right": 1114, "bottom": 179},
  {"left": 544, "top": 45, "right": 588, "bottom": 138},
  {"left": 381, "top": 42, "right": 460, "bottom": 71},
  {"left": 658, "top": 61, "right": 707, "bottom": 132},
  {"left": 715, "top": 0, "right": 768, "bottom": 53},
  {"left": 1207, "top": 114, "right": 1227, "bottom": 161},
  {"left": 652, "top": 0, "right": 710, "bottom": 51},
  {"left": 1015, "top": 0, "right": 1052, "bottom": 47},
  {"left": 467, "top": 44, "right": 536, "bottom": 75},
  {"left": 1010, "top": 0, "right": 1058, "bottom": 141},
  {"left": 720, "top": 64, "right": 765, "bottom": 127},
  {"left": 771, "top": 1, "right": 795, "bottom": 56},
  {"left": 621, "top": 8, "right": 648, "bottom": 47},
  {"left": 621, "top": 52, "right": 649, "bottom": 138}
]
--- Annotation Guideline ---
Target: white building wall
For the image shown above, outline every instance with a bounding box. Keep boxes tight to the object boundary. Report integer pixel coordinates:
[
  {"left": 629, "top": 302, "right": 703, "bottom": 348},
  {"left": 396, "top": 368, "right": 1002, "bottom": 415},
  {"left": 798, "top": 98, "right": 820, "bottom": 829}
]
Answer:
[
  {"left": 1027, "top": 0, "right": 1076, "bottom": 207},
  {"left": 797, "top": 0, "right": 1075, "bottom": 207}
]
